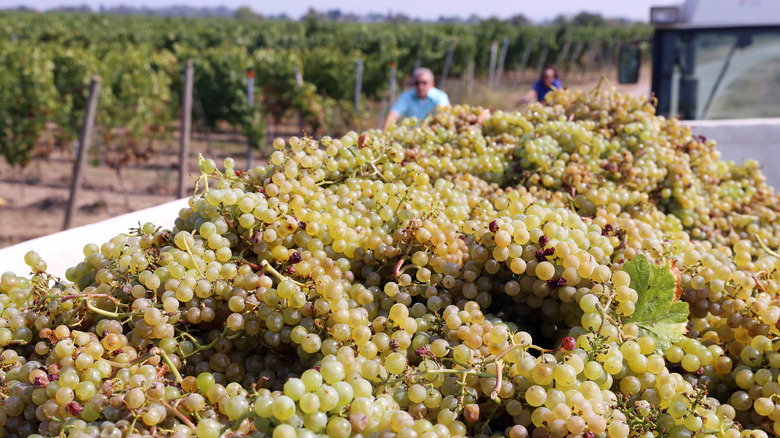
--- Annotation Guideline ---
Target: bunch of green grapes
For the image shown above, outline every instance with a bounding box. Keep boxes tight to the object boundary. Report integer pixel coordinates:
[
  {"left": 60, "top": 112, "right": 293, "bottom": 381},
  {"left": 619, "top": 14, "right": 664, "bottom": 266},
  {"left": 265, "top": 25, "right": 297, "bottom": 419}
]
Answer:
[{"left": 3, "top": 88, "right": 780, "bottom": 438}]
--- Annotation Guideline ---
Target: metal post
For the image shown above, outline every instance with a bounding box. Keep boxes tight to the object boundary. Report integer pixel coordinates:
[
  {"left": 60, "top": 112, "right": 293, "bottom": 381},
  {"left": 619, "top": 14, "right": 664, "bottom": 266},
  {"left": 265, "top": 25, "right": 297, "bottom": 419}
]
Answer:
[
  {"left": 354, "top": 58, "right": 363, "bottom": 113},
  {"left": 455, "top": 72, "right": 465, "bottom": 104},
  {"left": 378, "top": 61, "right": 398, "bottom": 128},
  {"left": 388, "top": 61, "right": 398, "bottom": 104},
  {"left": 599, "top": 42, "right": 607, "bottom": 74},
  {"left": 466, "top": 59, "right": 475, "bottom": 98},
  {"left": 64, "top": 76, "right": 101, "bottom": 230},
  {"left": 535, "top": 46, "right": 550, "bottom": 79},
  {"left": 581, "top": 40, "right": 601, "bottom": 79},
  {"left": 377, "top": 99, "right": 387, "bottom": 130},
  {"left": 567, "top": 42, "right": 585, "bottom": 73},
  {"left": 487, "top": 41, "right": 498, "bottom": 89},
  {"left": 177, "top": 61, "right": 193, "bottom": 199},
  {"left": 514, "top": 37, "right": 537, "bottom": 87},
  {"left": 495, "top": 37, "right": 510, "bottom": 89},
  {"left": 294, "top": 66, "right": 304, "bottom": 133},
  {"left": 246, "top": 67, "right": 255, "bottom": 169},
  {"left": 555, "top": 40, "right": 572, "bottom": 67},
  {"left": 441, "top": 39, "right": 458, "bottom": 91}
]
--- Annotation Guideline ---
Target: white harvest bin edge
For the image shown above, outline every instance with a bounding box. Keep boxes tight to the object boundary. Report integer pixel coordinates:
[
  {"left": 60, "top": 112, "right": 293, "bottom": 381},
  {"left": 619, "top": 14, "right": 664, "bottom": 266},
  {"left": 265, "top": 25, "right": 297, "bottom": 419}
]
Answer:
[{"left": 0, "top": 198, "right": 190, "bottom": 279}]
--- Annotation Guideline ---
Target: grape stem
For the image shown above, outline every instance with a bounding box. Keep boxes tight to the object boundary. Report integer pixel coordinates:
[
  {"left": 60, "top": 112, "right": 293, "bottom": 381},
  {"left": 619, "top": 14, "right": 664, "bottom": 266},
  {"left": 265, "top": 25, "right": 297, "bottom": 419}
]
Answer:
[
  {"left": 257, "top": 259, "right": 306, "bottom": 287},
  {"left": 688, "top": 385, "right": 707, "bottom": 414},
  {"left": 489, "top": 358, "right": 503, "bottom": 400},
  {"left": 755, "top": 234, "right": 780, "bottom": 258},
  {"left": 179, "top": 232, "right": 206, "bottom": 277},
  {"left": 458, "top": 371, "right": 469, "bottom": 403},
  {"left": 393, "top": 256, "right": 407, "bottom": 278},
  {"left": 55, "top": 417, "right": 66, "bottom": 438},
  {"left": 232, "top": 254, "right": 261, "bottom": 270},
  {"left": 195, "top": 154, "right": 217, "bottom": 195},
  {"left": 181, "top": 327, "right": 243, "bottom": 357},
  {"left": 220, "top": 412, "right": 257, "bottom": 436},
  {"left": 179, "top": 331, "right": 200, "bottom": 346},
  {"left": 157, "top": 348, "right": 183, "bottom": 384},
  {"left": 227, "top": 331, "right": 245, "bottom": 340},
  {"left": 85, "top": 299, "right": 128, "bottom": 319},
  {"left": 128, "top": 411, "right": 140, "bottom": 437},
  {"left": 160, "top": 399, "right": 196, "bottom": 430},
  {"left": 487, "top": 343, "right": 553, "bottom": 361},
  {"left": 368, "top": 162, "right": 389, "bottom": 181},
  {"left": 396, "top": 263, "right": 422, "bottom": 277},
  {"left": 752, "top": 274, "right": 767, "bottom": 293},
  {"left": 482, "top": 403, "right": 500, "bottom": 435},
  {"left": 63, "top": 293, "right": 124, "bottom": 306},
  {"left": 595, "top": 295, "right": 623, "bottom": 341},
  {"left": 415, "top": 368, "right": 494, "bottom": 378},
  {"left": 487, "top": 342, "right": 557, "bottom": 399},
  {"left": 596, "top": 293, "right": 615, "bottom": 334},
  {"left": 381, "top": 368, "right": 493, "bottom": 389},
  {"left": 106, "top": 349, "right": 158, "bottom": 371},
  {"left": 182, "top": 327, "right": 229, "bottom": 357}
]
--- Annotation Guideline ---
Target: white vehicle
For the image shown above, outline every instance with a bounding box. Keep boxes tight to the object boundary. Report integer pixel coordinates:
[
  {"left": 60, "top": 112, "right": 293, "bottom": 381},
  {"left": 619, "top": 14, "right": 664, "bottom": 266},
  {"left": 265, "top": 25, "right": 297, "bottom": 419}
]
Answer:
[
  {"left": 620, "top": 0, "right": 780, "bottom": 120},
  {"left": 620, "top": 0, "right": 780, "bottom": 188}
]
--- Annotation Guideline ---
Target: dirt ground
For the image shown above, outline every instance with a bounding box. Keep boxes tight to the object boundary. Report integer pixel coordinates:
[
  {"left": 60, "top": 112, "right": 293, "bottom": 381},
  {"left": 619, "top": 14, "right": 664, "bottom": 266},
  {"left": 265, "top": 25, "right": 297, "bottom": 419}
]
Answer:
[
  {"left": 0, "top": 146, "right": 192, "bottom": 247},
  {"left": 0, "top": 72, "right": 651, "bottom": 250}
]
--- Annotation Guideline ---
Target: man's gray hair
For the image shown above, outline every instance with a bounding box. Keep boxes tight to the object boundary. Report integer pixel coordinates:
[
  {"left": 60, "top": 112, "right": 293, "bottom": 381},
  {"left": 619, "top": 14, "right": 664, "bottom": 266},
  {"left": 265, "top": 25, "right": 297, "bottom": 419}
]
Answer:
[{"left": 413, "top": 67, "right": 434, "bottom": 82}]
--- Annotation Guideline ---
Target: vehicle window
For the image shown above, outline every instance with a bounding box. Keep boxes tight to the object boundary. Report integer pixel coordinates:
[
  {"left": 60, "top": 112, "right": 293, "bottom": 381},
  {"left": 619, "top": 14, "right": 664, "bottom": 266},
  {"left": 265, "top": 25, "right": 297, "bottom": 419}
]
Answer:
[{"left": 692, "top": 30, "right": 780, "bottom": 119}]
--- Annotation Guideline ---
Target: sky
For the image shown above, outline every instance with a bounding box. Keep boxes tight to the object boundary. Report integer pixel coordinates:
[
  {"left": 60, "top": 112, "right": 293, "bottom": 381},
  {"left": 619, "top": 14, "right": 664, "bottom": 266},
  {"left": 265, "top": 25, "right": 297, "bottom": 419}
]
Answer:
[{"left": 1, "top": 0, "right": 660, "bottom": 22}]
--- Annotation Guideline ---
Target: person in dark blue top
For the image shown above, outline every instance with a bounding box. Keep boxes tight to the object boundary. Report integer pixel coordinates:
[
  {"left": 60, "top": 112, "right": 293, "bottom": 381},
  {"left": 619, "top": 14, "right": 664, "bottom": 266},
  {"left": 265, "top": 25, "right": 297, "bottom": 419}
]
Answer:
[{"left": 520, "top": 66, "right": 562, "bottom": 104}]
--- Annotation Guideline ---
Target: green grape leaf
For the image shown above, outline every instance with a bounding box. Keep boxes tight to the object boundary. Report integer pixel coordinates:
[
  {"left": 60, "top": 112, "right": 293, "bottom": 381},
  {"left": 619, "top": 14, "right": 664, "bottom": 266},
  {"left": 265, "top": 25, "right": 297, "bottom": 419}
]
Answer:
[{"left": 622, "top": 255, "right": 689, "bottom": 352}]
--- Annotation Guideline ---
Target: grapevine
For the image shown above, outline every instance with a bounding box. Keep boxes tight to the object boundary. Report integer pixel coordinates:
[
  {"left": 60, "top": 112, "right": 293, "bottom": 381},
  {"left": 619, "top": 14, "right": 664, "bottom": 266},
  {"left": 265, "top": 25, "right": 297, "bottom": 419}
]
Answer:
[{"left": 0, "top": 11, "right": 652, "bottom": 167}]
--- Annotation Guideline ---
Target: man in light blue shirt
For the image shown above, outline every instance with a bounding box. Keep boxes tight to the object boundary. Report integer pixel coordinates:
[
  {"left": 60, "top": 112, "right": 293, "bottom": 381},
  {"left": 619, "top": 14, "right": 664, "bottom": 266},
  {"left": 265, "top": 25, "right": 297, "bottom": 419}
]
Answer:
[{"left": 383, "top": 67, "right": 450, "bottom": 130}]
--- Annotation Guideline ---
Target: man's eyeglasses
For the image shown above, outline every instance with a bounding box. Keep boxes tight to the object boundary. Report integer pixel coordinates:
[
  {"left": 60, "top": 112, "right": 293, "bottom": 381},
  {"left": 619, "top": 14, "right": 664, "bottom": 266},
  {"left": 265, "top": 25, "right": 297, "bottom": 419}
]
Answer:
[{"left": 415, "top": 80, "right": 429, "bottom": 86}]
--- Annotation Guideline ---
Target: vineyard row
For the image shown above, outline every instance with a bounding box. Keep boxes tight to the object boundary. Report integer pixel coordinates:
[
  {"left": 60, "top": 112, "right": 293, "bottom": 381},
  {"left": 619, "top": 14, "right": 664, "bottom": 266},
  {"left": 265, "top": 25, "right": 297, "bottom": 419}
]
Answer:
[{"left": 0, "top": 12, "right": 652, "bottom": 167}]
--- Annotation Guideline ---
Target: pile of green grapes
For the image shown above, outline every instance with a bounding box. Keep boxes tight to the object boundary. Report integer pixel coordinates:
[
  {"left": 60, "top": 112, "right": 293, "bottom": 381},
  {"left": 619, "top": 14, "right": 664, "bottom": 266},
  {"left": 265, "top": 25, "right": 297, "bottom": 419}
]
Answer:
[{"left": 3, "top": 86, "right": 780, "bottom": 438}]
